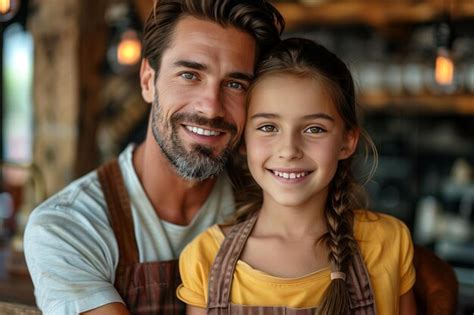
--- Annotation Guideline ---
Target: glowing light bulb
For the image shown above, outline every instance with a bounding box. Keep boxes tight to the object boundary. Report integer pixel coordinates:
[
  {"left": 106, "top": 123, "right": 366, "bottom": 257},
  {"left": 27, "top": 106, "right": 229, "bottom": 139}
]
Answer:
[
  {"left": 431, "top": 19, "right": 457, "bottom": 93},
  {"left": 117, "top": 30, "right": 141, "bottom": 66},
  {"left": 435, "top": 48, "right": 454, "bottom": 86},
  {"left": 0, "top": 0, "right": 20, "bottom": 22},
  {"left": 0, "top": 0, "right": 11, "bottom": 14}
]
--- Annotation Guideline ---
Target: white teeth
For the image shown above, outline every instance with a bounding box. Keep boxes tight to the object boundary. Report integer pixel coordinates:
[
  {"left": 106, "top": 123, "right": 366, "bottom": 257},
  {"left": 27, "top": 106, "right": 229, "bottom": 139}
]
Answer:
[
  {"left": 186, "top": 126, "right": 221, "bottom": 136},
  {"left": 272, "top": 170, "right": 308, "bottom": 179}
]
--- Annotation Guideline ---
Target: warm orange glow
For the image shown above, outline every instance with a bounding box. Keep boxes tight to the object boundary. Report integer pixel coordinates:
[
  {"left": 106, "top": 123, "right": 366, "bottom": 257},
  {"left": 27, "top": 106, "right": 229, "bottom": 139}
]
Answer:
[
  {"left": 117, "top": 31, "right": 141, "bottom": 66},
  {"left": 435, "top": 54, "right": 454, "bottom": 86},
  {"left": 0, "top": 0, "right": 11, "bottom": 14}
]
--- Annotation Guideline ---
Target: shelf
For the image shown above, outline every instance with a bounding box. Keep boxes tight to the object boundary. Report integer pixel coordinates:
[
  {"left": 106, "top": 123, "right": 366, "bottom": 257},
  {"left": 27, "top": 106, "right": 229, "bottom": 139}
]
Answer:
[
  {"left": 359, "top": 93, "right": 474, "bottom": 114},
  {"left": 274, "top": 1, "right": 474, "bottom": 30}
]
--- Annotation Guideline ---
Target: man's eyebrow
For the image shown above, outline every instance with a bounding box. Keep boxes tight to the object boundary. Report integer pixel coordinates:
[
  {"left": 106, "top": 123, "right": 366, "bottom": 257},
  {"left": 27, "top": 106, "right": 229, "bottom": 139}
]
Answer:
[
  {"left": 173, "top": 60, "right": 253, "bottom": 81},
  {"left": 173, "top": 60, "right": 207, "bottom": 71},
  {"left": 229, "top": 72, "right": 253, "bottom": 82}
]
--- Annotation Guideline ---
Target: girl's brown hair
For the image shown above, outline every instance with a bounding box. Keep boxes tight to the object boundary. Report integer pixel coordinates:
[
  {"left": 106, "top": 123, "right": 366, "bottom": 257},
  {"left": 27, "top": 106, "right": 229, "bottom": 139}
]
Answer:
[{"left": 231, "top": 38, "right": 378, "bottom": 315}]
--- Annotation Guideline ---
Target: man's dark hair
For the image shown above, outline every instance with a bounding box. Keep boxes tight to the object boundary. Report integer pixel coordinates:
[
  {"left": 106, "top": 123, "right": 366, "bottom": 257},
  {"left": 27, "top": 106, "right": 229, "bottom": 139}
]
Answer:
[{"left": 142, "top": 0, "right": 285, "bottom": 71}]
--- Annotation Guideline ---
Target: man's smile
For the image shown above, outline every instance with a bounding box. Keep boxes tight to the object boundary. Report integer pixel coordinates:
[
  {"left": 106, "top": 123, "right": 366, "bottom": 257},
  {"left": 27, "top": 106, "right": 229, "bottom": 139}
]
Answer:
[{"left": 184, "top": 125, "right": 223, "bottom": 136}]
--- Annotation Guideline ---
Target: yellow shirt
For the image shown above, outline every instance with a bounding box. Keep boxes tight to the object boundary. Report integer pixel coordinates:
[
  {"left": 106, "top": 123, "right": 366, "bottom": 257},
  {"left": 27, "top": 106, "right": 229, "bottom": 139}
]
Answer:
[{"left": 177, "top": 210, "right": 415, "bottom": 315}]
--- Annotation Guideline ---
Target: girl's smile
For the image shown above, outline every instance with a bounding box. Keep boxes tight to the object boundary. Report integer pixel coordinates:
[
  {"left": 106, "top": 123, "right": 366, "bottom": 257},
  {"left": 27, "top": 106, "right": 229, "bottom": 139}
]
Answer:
[{"left": 268, "top": 168, "right": 313, "bottom": 183}]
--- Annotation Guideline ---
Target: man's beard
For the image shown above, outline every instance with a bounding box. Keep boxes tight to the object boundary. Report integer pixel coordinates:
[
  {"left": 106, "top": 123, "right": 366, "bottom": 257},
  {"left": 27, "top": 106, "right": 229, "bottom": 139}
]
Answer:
[{"left": 151, "top": 93, "right": 238, "bottom": 181}]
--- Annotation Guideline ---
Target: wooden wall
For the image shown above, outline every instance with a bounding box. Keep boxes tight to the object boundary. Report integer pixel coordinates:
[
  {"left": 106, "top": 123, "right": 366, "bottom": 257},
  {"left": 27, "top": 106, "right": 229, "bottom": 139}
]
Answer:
[
  {"left": 29, "top": 0, "right": 108, "bottom": 195},
  {"left": 29, "top": 0, "right": 81, "bottom": 196}
]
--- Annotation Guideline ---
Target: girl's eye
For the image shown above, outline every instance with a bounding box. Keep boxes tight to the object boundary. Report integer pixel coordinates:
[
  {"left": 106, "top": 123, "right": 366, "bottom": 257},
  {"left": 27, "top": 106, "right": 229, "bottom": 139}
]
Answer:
[
  {"left": 180, "top": 72, "right": 198, "bottom": 80},
  {"left": 257, "top": 125, "right": 277, "bottom": 133},
  {"left": 305, "top": 126, "right": 325, "bottom": 134}
]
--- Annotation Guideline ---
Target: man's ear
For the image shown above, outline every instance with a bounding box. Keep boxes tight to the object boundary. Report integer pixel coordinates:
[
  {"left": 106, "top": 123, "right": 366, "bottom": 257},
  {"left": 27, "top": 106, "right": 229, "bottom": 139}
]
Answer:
[
  {"left": 140, "top": 59, "right": 155, "bottom": 103},
  {"left": 339, "top": 128, "right": 360, "bottom": 160}
]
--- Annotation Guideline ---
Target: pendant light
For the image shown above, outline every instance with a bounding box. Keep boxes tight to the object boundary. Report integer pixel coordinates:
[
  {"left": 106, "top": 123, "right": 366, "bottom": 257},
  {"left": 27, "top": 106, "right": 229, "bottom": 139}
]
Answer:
[
  {"left": 434, "top": 19, "right": 454, "bottom": 87},
  {"left": 0, "top": 0, "right": 20, "bottom": 22},
  {"left": 106, "top": 2, "right": 142, "bottom": 73}
]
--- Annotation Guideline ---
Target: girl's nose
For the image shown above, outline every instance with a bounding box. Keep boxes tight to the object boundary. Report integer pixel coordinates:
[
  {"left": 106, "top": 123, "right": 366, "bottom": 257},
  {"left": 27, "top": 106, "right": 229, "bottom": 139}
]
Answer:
[{"left": 278, "top": 133, "right": 303, "bottom": 160}]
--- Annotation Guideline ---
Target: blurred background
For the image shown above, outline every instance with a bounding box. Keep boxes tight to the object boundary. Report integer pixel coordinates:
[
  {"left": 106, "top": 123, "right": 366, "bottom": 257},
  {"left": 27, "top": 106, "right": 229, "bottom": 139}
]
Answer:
[{"left": 0, "top": 0, "right": 473, "bottom": 313}]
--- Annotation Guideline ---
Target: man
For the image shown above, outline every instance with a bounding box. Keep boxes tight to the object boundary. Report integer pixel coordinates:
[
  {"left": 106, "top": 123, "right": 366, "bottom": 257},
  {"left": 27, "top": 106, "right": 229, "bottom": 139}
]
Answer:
[{"left": 24, "top": 1, "right": 284, "bottom": 314}]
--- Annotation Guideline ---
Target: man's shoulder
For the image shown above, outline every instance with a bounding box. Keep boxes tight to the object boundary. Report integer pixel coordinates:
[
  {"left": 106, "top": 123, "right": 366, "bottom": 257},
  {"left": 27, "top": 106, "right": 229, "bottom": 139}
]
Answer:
[
  {"left": 34, "top": 145, "right": 134, "bottom": 214},
  {"left": 23, "top": 169, "right": 122, "bottom": 315},
  {"left": 28, "top": 170, "right": 107, "bottom": 226}
]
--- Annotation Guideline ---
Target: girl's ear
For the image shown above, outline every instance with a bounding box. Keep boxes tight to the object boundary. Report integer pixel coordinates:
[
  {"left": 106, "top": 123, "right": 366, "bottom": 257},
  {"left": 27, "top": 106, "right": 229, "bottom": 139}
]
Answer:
[
  {"left": 140, "top": 59, "right": 155, "bottom": 103},
  {"left": 339, "top": 128, "right": 360, "bottom": 160}
]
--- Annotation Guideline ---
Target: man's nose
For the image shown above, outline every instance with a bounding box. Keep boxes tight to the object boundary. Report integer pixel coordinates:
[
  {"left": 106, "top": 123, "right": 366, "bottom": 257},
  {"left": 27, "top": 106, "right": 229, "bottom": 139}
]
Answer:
[{"left": 195, "top": 83, "right": 224, "bottom": 118}]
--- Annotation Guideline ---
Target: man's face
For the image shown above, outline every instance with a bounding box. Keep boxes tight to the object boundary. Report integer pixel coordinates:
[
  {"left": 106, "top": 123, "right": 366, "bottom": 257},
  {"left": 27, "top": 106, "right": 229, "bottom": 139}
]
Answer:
[{"left": 141, "top": 16, "right": 256, "bottom": 181}]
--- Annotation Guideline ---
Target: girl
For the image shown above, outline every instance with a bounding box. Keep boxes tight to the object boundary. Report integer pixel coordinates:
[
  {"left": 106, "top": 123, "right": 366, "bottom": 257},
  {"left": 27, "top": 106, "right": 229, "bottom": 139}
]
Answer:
[{"left": 177, "top": 38, "right": 417, "bottom": 315}]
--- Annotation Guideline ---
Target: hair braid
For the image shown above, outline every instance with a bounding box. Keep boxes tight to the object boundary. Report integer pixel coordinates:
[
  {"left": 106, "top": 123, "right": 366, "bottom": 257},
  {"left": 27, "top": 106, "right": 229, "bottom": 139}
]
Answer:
[{"left": 318, "top": 160, "right": 358, "bottom": 315}]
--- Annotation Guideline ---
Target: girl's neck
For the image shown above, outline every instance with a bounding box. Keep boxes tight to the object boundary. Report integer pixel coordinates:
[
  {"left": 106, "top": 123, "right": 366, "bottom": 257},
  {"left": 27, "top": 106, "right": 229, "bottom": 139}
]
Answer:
[
  {"left": 241, "top": 195, "right": 331, "bottom": 278},
  {"left": 254, "top": 195, "right": 328, "bottom": 241}
]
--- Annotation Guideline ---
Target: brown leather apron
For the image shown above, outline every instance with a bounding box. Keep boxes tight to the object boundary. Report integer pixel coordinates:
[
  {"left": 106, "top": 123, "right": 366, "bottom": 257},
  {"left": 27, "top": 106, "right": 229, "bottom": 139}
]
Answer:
[
  {"left": 98, "top": 160, "right": 185, "bottom": 315},
  {"left": 207, "top": 213, "right": 378, "bottom": 315}
]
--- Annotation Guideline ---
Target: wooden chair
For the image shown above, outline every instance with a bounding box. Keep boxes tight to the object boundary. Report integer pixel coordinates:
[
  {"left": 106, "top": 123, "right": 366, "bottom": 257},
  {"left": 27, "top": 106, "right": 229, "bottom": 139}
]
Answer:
[{"left": 413, "top": 245, "right": 458, "bottom": 315}]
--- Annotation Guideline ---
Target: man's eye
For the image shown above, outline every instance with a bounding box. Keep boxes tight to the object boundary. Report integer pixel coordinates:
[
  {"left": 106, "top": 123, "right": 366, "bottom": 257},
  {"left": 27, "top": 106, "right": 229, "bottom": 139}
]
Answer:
[
  {"left": 227, "top": 81, "right": 245, "bottom": 90},
  {"left": 305, "top": 126, "right": 325, "bottom": 134},
  {"left": 180, "top": 72, "right": 197, "bottom": 80},
  {"left": 257, "top": 125, "right": 277, "bottom": 132}
]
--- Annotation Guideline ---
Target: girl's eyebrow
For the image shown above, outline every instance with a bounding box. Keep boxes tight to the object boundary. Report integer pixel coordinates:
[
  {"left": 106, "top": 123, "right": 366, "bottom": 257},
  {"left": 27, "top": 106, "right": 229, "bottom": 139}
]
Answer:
[
  {"left": 250, "top": 113, "right": 335, "bottom": 121},
  {"left": 249, "top": 113, "right": 279, "bottom": 120},
  {"left": 302, "top": 113, "right": 335, "bottom": 121}
]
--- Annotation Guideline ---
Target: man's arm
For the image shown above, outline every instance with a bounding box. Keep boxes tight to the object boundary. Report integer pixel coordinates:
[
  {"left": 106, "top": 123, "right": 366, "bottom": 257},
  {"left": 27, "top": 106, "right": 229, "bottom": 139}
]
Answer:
[
  {"left": 24, "top": 196, "right": 123, "bottom": 314},
  {"left": 413, "top": 245, "right": 458, "bottom": 315},
  {"left": 81, "top": 302, "right": 130, "bottom": 315}
]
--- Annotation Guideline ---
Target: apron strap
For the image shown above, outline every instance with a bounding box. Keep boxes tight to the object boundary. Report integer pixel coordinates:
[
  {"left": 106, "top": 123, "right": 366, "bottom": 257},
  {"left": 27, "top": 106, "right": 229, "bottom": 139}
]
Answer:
[
  {"left": 97, "top": 159, "right": 139, "bottom": 266},
  {"left": 347, "top": 247, "right": 377, "bottom": 313},
  {"left": 207, "top": 213, "right": 259, "bottom": 309}
]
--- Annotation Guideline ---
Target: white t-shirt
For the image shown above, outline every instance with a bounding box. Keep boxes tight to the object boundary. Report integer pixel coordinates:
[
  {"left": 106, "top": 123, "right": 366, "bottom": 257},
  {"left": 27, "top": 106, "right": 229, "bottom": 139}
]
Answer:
[{"left": 24, "top": 144, "right": 235, "bottom": 314}]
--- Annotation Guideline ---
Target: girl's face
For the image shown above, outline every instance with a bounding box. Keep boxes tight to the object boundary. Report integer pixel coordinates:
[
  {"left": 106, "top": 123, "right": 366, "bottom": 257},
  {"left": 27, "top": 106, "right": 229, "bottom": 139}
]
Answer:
[{"left": 245, "top": 74, "right": 358, "bottom": 209}]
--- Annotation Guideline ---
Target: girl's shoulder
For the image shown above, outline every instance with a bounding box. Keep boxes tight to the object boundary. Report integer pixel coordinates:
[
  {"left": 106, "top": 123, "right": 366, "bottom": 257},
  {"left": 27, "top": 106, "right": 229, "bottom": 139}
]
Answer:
[
  {"left": 353, "top": 210, "right": 416, "bottom": 298},
  {"left": 354, "top": 209, "right": 410, "bottom": 229},
  {"left": 353, "top": 209, "right": 412, "bottom": 244},
  {"left": 180, "top": 224, "right": 225, "bottom": 259},
  {"left": 178, "top": 224, "right": 236, "bottom": 307},
  {"left": 179, "top": 223, "right": 234, "bottom": 271}
]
